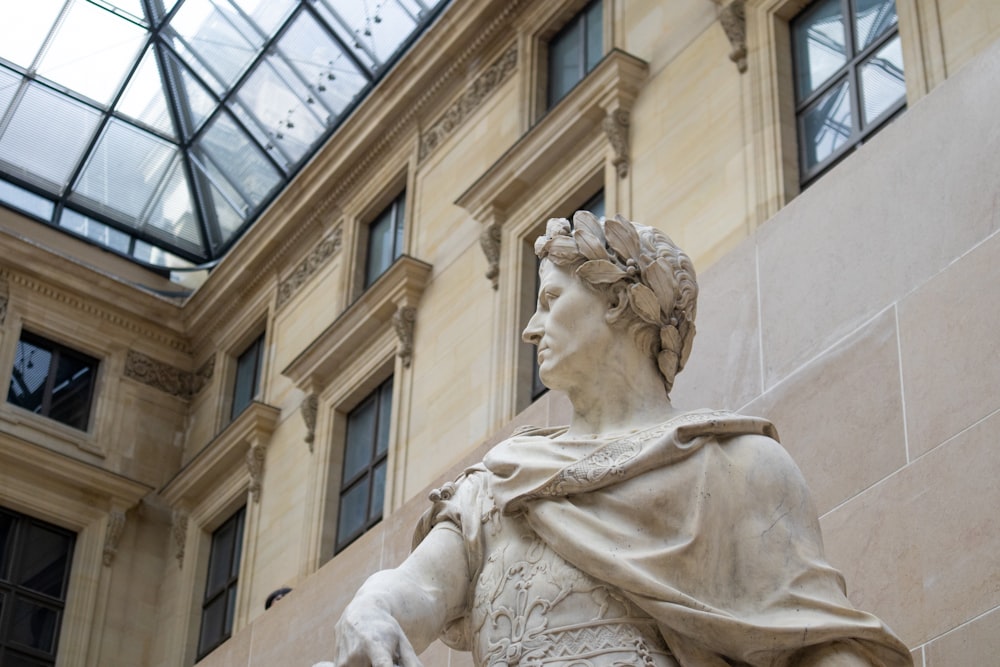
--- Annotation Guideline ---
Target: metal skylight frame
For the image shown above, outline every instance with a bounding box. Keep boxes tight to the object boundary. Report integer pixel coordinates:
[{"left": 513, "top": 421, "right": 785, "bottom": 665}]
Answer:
[{"left": 0, "top": 0, "right": 445, "bottom": 274}]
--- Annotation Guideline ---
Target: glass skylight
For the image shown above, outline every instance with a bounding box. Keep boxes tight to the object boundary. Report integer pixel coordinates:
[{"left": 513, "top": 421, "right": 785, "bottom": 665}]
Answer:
[{"left": 0, "top": 0, "right": 445, "bottom": 272}]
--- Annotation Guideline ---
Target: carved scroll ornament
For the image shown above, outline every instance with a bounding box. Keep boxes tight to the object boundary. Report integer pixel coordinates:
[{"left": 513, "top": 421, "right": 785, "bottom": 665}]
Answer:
[
  {"left": 172, "top": 509, "right": 188, "bottom": 568},
  {"left": 301, "top": 393, "right": 319, "bottom": 452},
  {"left": 602, "top": 110, "right": 631, "bottom": 179},
  {"left": 718, "top": 0, "right": 747, "bottom": 73},
  {"left": 392, "top": 306, "right": 417, "bottom": 368},
  {"left": 246, "top": 444, "right": 266, "bottom": 503},
  {"left": 480, "top": 221, "right": 502, "bottom": 290},
  {"left": 103, "top": 510, "right": 126, "bottom": 567}
]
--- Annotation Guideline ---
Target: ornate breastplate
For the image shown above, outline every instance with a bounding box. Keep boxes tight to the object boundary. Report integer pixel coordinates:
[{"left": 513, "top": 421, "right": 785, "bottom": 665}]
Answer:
[{"left": 469, "top": 504, "right": 677, "bottom": 667}]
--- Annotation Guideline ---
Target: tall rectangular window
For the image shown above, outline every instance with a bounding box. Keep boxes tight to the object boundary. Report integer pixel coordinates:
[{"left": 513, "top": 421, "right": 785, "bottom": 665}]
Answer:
[
  {"left": 547, "top": 0, "right": 603, "bottom": 108},
  {"left": 792, "top": 0, "right": 905, "bottom": 184},
  {"left": 364, "top": 192, "right": 406, "bottom": 288},
  {"left": 0, "top": 507, "right": 75, "bottom": 667},
  {"left": 336, "top": 377, "right": 393, "bottom": 553},
  {"left": 7, "top": 331, "right": 98, "bottom": 431},
  {"left": 197, "top": 506, "right": 245, "bottom": 660},
  {"left": 230, "top": 334, "right": 264, "bottom": 421}
]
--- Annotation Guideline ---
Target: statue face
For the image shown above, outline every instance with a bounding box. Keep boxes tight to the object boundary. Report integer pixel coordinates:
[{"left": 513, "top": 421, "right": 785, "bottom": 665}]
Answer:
[{"left": 522, "top": 261, "right": 615, "bottom": 393}]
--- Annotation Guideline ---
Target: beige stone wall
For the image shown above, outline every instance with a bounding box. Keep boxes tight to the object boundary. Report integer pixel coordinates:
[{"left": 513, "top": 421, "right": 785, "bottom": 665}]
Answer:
[{"left": 1, "top": 1, "right": 999, "bottom": 665}]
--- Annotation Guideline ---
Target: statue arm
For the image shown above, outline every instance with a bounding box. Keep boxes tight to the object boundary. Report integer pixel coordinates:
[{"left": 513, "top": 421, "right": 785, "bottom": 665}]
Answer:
[{"left": 328, "top": 524, "right": 471, "bottom": 667}]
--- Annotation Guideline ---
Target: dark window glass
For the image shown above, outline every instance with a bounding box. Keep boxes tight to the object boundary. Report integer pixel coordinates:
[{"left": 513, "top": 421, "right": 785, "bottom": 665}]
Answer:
[
  {"left": 336, "top": 377, "right": 393, "bottom": 552},
  {"left": 528, "top": 191, "right": 605, "bottom": 401},
  {"left": 364, "top": 192, "right": 406, "bottom": 288},
  {"left": 231, "top": 334, "right": 265, "bottom": 420},
  {"left": 6, "top": 331, "right": 98, "bottom": 431},
  {"left": 547, "top": 0, "right": 603, "bottom": 108},
  {"left": 792, "top": 0, "right": 904, "bottom": 184},
  {"left": 197, "top": 507, "right": 245, "bottom": 660},
  {"left": 0, "top": 508, "right": 75, "bottom": 667}
]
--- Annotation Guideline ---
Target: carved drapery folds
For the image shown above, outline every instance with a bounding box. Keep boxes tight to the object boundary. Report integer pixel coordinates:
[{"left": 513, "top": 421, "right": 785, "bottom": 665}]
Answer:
[
  {"left": 103, "top": 509, "right": 126, "bottom": 566},
  {"left": 419, "top": 45, "right": 518, "bottom": 162},
  {"left": 392, "top": 306, "right": 417, "bottom": 368},
  {"left": 276, "top": 227, "right": 343, "bottom": 309},
  {"left": 716, "top": 0, "right": 748, "bottom": 73},
  {"left": 172, "top": 509, "right": 188, "bottom": 568},
  {"left": 124, "top": 350, "right": 215, "bottom": 399},
  {"left": 301, "top": 393, "right": 319, "bottom": 452},
  {"left": 602, "top": 109, "right": 631, "bottom": 178}
]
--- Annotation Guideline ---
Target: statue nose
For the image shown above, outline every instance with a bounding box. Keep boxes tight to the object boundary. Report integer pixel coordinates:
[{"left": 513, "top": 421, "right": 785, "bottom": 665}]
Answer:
[{"left": 522, "top": 312, "right": 543, "bottom": 344}]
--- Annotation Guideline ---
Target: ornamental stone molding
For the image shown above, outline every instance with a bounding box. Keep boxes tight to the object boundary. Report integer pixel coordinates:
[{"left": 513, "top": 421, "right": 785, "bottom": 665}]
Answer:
[
  {"left": 246, "top": 443, "right": 266, "bottom": 503},
  {"left": 301, "top": 393, "right": 319, "bottom": 453},
  {"left": 392, "top": 305, "right": 418, "bottom": 368},
  {"left": 276, "top": 227, "right": 344, "bottom": 309},
  {"left": 103, "top": 509, "right": 127, "bottom": 567},
  {"left": 282, "top": 256, "right": 433, "bottom": 393},
  {"left": 602, "top": 109, "right": 632, "bottom": 179},
  {"left": 419, "top": 45, "right": 518, "bottom": 162},
  {"left": 480, "top": 218, "right": 503, "bottom": 290},
  {"left": 456, "top": 49, "right": 649, "bottom": 287},
  {"left": 172, "top": 509, "right": 188, "bottom": 568},
  {"left": 124, "top": 350, "right": 214, "bottom": 399},
  {"left": 715, "top": 0, "right": 748, "bottom": 73}
]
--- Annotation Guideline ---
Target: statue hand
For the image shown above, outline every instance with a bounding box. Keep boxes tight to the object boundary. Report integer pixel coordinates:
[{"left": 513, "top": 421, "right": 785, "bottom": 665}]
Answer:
[{"left": 326, "top": 602, "right": 424, "bottom": 667}]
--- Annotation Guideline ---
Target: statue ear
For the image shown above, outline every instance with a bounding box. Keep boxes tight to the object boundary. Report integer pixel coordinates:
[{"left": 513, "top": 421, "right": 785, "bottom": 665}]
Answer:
[{"left": 605, "top": 283, "right": 631, "bottom": 325}]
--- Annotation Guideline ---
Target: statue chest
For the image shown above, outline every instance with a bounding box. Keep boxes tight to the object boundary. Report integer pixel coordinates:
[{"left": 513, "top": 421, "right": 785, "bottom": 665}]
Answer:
[{"left": 468, "top": 505, "right": 676, "bottom": 667}]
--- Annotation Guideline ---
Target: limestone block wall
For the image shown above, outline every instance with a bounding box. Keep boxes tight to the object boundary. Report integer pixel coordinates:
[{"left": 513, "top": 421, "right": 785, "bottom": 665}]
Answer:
[{"left": 191, "top": 22, "right": 1000, "bottom": 667}]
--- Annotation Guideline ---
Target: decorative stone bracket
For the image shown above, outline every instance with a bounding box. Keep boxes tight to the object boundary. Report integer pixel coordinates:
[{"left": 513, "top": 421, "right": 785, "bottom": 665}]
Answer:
[
  {"left": 713, "top": 0, "right": 748, "bottom": 73},
  {"left": 455, "top": 49, "right": 649, "bottom": 289},
  {"left": 172, "top": 509, "right": 189, "bottom": 569},
  {"left": 102, "top": 509, "right": 127, "bottom": 567},
  {"left": 301, "top": 393, "right": 319, "bottom": 453},
  {"left": 124, "top": 350, "right": 215, "bottom": 399},
  {"left": 282, "top": 255, "right": 433, "bottom": 392}
]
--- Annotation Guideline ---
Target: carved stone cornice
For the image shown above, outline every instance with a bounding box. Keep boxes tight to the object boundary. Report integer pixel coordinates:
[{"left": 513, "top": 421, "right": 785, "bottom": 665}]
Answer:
[
  {"left": 419, "top": 44, "right": 518, "bottom": 162},
  {"left": 124, "top": 350, "right": 215, "bottom": 399},
  {"left": 282, "top": 256, "right": 433, "bottom": 391},
  {"left": 276, "top": 227, "right": 343, "bottom": 309},
  {"left": 455, "top": 50, "right": 649, "bottom": 286},
  {"left": 301, "top": 393, "right": 319, "bottom": 453},
  {"left": 172, "top": 509, "right": 188, "bottom": 568},
  {"left": 602, "top": 109, "right": 631, "bottom": 178},
  {"left": 103, "top": 509, "right": 126, "bottom": 567},
  {"left": 717, "top": 0, "right": 748, "bottom": 73},
  {"left": 0, "top": 268, "right": 188, "bottom": 353},
  {"left": 392, "top": 306, "right": 417, "bottom": 368},
  {"left": 160, "top": 401, "right": 280, "bottom": 509}
]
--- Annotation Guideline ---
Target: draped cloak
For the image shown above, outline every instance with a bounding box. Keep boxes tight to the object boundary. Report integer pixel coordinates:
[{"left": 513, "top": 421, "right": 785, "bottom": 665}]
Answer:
[{"left": 415, "top": 410, "right": 912, "bottom": 667}]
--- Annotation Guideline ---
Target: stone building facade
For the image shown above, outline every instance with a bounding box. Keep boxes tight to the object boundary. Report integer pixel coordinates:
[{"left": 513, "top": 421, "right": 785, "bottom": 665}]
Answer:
[{"left": 0, "top": 0, "right": 998, "bottom": 665}]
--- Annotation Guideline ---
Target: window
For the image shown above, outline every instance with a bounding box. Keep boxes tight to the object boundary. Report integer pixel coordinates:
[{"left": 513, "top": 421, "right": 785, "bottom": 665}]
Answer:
[
  {"left": 528, "top": 191, "right": 605, "bottom": 401},
  {"left": 364, "top": 192, "right": 406, "bottom": 288},
  {"left": 7, "top": 331, "right": 98, "bottom": 430},
  {"left": 0, "top": 507, "right": 75, "bottom": 667},
  {"left": 792, "top": 0, "right": 905, "bottom": 184},
  {"left": 336, "top": 377, "right": 393, "bottom": 553},
  {"left": 231, "top": 334, "right": 265, "bottom": 421},
  {"left": 197, "top": 506, "right": 245, "bottom": 660},
  {"left": 547, "top": 0, "right": 603, "bottom": 108}
]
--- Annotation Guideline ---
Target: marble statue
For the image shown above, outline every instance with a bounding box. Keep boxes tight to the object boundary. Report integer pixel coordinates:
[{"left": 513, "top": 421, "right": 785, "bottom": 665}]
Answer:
[{"left": 319, "top": 213, "right": 912, "bottom": 667}]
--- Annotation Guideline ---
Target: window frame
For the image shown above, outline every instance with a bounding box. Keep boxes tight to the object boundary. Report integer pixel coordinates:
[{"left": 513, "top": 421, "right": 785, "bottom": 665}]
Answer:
[
  {"left": 363, "top": 191, "right": 406, "bottom": 289},
  {"left": 335, "top": 376, "right": 393, "bottom": 554},
  {"left": 0, "top": 507, "right": 76, "bottom": 667},
  {"left": 196, "top": 506, "right": 246, "bottom": 661},
  {"left": 6, "top": 330, "right": 99, "bottom": 432},
  {"left": 545, "top": 0, "right": 604, "bottom": 109},
  {"left": 230, "top": 333, "right": 265, "bottom": 421},
  {"left": 791, "top": 0, "right": 906, "bottom": 185}
]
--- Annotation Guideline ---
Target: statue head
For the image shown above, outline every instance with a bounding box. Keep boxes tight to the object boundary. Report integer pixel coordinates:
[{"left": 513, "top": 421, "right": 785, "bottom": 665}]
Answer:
[{"left": 530, "top": 211, "right": 698, "bottom": 394}]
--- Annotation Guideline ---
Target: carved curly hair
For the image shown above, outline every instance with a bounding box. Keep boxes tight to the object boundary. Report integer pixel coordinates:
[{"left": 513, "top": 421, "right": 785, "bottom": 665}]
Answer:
[{"left": 533, "top": 211, "right": 698, "bottom": 394}]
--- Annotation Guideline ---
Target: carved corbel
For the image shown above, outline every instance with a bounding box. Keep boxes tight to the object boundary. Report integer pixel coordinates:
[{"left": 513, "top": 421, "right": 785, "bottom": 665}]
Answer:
[
  {"left": 392, "top": 306, "right": 417, "bottom": 368},
  {"left": 103, "top": 509, "right": 126, "bottom": 567},
  {"left": 480, "top": 220, "right": 503, "bottom": 290},
  {"left": 0, "top": 276, "right": 8, "bottom": 326},
  {"left": 301, "top": 393, "right": 319, "bottom": 452},
  {"left": 602, "top": 109, "right": 631, "bottom": 178},
  {"left": 246, "top": 443, "right": 266, "bottom": 503},
  {"left": 172, "top": 509, "right": 188, "bottom": 568},
  {"left": 716, "top": 0, "right": 747, "bottom": 73}
]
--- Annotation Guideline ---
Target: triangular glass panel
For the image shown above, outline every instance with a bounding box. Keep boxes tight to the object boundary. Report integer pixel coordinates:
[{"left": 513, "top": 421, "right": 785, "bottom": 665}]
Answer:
[
  {"left": 116, "top": 46, "right": 177, "bottom": 139},
  {"left": 160, "top": 49, "right": 218, "bottom": 139},
  {"left": 141, "top": 157, "right": 205, "bottom": 257}
]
